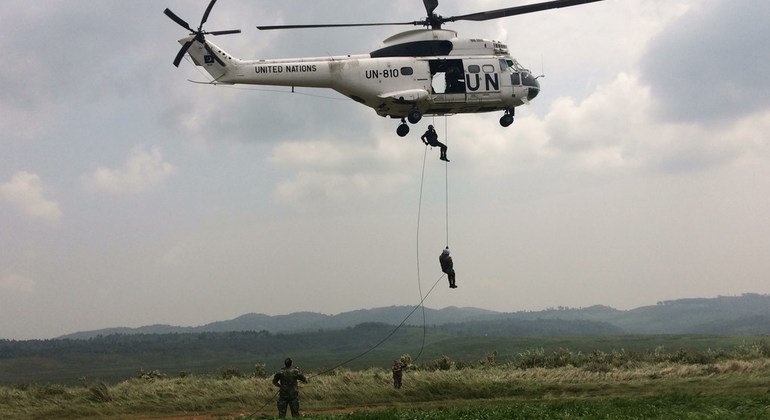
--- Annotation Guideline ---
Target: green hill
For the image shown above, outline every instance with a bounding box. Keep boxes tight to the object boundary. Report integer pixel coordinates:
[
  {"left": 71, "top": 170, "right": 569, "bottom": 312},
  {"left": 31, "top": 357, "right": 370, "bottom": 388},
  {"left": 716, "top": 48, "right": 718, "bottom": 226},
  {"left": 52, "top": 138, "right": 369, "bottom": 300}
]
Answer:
[{"left": 57, "top": 293, "right": 770, "bottom": 339}]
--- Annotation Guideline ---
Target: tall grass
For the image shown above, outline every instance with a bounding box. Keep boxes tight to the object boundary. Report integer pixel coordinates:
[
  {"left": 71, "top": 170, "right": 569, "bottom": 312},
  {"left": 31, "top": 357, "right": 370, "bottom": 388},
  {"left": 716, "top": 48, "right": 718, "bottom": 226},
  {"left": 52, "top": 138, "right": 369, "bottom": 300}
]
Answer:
[{"left": 2, "top": 342, "right": 769, "bottom": 418}]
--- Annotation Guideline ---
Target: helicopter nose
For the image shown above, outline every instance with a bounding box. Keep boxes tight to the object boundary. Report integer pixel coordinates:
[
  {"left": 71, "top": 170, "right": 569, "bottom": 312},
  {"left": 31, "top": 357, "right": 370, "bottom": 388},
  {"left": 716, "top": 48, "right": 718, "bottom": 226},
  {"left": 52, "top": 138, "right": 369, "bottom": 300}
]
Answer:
[{"left": 523, "top": 72, "right": 540, "bottom": 101}]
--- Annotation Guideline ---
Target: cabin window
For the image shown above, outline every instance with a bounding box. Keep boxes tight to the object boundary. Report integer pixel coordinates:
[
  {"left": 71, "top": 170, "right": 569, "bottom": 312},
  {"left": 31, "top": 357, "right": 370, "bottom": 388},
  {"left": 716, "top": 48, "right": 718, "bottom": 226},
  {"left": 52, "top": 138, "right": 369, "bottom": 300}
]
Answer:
[
  {"left": 467, "top": 65, "right": 481, "bottom": 73},
  {"left": 482, "top": 64, "right": 495, "bottom": 73},
  {"left": 400, "top": 66, "right": 414, "bottom": 76}
]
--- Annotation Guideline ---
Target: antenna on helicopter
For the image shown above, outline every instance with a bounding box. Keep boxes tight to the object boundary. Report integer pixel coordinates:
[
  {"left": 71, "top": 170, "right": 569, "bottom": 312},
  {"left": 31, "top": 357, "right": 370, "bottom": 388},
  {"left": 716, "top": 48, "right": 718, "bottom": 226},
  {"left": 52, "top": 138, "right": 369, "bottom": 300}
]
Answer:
[
  {"left": 164, "top": 0, "right": 241, "bottom": 67},
  {"left": 536, "top": 54, "right": 546, "bottom": 80}
]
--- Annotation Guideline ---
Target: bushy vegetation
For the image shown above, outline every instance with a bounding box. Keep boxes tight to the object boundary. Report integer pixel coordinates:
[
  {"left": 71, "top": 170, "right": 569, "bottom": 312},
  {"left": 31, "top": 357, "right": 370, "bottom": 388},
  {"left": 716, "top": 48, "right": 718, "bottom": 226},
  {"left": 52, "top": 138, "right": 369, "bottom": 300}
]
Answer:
[{"left": 2, "top": 341, "right": 770, "bottom": 418}]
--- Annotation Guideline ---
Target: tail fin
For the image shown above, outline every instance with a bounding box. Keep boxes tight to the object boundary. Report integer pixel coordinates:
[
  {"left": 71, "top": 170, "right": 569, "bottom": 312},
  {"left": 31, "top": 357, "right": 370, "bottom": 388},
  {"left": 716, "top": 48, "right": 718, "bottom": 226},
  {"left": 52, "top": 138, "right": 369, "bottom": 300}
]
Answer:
[{"left": 178, "top": 36, "right": 238, "bottom": 82}]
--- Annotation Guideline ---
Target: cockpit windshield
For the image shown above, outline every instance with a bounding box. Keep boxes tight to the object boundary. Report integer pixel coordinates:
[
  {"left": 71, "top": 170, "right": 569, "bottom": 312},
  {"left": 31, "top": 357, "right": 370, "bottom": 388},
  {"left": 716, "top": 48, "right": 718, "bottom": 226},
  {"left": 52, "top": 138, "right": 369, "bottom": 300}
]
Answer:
[{"left": 499, "top": 57, "right": 527, "bottom": 73}]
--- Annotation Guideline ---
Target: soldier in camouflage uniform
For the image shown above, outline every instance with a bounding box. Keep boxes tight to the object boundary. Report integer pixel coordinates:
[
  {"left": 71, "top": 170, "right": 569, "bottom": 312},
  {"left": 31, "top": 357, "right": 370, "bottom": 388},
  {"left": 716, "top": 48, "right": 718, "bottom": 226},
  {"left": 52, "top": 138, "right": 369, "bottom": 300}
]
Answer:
[
  {"left": 392, "top": 359, "right": 404, "bottom": 389},
  {"left": 272, "top": 357, "right": 308, "bottom": 418}
]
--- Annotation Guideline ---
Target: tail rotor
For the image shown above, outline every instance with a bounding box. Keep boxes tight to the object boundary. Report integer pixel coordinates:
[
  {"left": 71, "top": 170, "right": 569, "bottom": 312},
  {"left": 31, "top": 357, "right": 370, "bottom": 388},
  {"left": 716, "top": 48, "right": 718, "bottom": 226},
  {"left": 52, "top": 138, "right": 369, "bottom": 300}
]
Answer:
[{"left": 164, "top": 0, "right": 240, "bottom": 67}]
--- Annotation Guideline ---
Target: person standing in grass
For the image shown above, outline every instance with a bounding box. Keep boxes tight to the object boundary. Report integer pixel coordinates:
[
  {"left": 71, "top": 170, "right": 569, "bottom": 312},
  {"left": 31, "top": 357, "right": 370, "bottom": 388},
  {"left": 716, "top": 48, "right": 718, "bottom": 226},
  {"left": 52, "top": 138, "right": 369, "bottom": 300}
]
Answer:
[
  {"left": 272, "top": 357, "right": 308, "bottom": 418},
  {"left": 392, "top": 359, "right": 405, "bottom": 389}
]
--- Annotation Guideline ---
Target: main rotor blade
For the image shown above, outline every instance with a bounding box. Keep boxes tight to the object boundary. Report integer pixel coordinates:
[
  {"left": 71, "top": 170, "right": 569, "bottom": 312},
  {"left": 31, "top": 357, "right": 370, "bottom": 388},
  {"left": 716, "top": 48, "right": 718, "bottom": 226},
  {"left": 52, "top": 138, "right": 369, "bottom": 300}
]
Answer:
[
  {"left": 200, "top": 0, "right": 218, "bottom": 27},
  {"left": 447, "top": 0, "right": 604, "bottom": 23},
  {"left": 257, "top": 21, "right": 418, "bottom": 30},
  {"left": 423, "top": 0, "right": 439, "bottom": 16},
  {"left": 173, "top": 39, "right": 195, "bottom": 67},
  {"left": 208, "top": 29, "right": 241, "bottom": 35},
  {"left": 164, "top": 8, "right": 193, "bottom": 32}
]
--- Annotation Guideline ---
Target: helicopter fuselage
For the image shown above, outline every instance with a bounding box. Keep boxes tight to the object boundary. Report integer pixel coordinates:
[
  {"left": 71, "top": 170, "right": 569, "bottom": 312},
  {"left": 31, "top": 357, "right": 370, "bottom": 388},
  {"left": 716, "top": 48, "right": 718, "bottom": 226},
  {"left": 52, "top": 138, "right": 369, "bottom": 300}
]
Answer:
[{"left": 183, "top": 29, "right": 540, "bottom": 120}]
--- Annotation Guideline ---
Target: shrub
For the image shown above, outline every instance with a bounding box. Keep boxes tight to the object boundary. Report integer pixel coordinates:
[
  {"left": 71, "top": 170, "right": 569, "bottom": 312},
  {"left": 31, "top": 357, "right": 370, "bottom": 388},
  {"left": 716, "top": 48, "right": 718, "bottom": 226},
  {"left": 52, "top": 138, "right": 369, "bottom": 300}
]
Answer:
[
  {"left": 430, "top": 355, "right": 454, "bottom": 371},
  {"left": 254, "top": 363, "right": 268, "bottom": 378},
  {"left": 480, "top": 351, "right": 498, "bottom": 367},
  {"left": 400, "top": 353, "right": 413, "bottom": 368},
  {"left": 515, "top": 348, "right": 576, "bottom": 369},
  {"left": 88, "top": 382, "right": 111, "bottom": 402},
  {"left": 137, "top": 369, "right": 166, "bottom": 381},
  {"left": 515, "top": 348, "right": 547, "bottom": 369},
  {"left": 733, "top": 340, "right": 770, "bottom": 359},
  {"left": 219, "top": 368, "right": 242, "bottom": 379}
]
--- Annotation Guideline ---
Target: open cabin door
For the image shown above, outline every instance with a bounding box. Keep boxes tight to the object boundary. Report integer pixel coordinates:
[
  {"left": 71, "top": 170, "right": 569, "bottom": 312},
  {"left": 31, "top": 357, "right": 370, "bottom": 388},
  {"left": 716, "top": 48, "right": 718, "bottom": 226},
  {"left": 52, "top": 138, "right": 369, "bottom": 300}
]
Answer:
[{"left": 429, "top": 59, "right": 466, "bottom": 104}]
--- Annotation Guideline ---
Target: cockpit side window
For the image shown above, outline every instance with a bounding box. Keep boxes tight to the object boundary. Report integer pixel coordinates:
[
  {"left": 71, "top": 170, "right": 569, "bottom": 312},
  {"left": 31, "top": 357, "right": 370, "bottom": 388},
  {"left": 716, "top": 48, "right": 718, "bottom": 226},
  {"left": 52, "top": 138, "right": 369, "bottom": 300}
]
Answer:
[
  {"left": 500, "top": 59, "right": 516, "bottom": 69},
  {"left": 511, "top": 73, "right": 521, "bottom": 86}
]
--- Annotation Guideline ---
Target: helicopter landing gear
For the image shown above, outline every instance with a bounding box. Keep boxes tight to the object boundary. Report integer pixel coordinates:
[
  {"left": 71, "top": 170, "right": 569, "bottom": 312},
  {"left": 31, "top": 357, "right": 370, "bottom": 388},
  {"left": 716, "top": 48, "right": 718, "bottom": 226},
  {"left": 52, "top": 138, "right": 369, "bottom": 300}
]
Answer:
[
  {"left": 500, "top": 109, "right": 514, "bottom": 127},
  {"left": 407, "top": 108, "right": 422, "bottom": 124},
  {"left": 396, "top": 119, "right": 410, "bottom": 137}
]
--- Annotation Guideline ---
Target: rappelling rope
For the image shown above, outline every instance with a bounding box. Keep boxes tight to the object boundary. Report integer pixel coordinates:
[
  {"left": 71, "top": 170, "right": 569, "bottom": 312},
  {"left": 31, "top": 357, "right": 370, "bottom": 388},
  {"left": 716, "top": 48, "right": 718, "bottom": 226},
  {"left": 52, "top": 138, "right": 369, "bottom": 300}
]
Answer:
[
  {"left": 444, "top": 116, "right": 450, "bottom": 248},
  {"left": 310, "top": 272, "right": 445, "bottom": 380},
  {"left": 412, "top": 143, "right": 430, "bottom": 364}
]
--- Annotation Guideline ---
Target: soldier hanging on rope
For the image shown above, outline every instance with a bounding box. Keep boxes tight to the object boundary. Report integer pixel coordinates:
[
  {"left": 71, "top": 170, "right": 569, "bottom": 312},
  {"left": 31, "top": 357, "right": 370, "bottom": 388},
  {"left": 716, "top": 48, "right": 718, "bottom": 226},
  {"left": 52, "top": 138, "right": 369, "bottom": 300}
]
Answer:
[
  {"left": 439, "top": 247, "right": 456, "bottom": 288},
  {"left": 421, "top": 125, "right": 450, "bottom": 162}
]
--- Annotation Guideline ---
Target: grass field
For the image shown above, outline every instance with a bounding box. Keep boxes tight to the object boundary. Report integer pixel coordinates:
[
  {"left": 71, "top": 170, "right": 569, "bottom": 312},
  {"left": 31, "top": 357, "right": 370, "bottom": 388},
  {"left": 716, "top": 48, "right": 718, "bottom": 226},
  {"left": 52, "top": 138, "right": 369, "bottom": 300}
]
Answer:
[
  {"left": 2, "top": 344, "right": 770, "bottom": 419},
  {"left": 2, "top": 332, "right": 765, "bottom": 385}
]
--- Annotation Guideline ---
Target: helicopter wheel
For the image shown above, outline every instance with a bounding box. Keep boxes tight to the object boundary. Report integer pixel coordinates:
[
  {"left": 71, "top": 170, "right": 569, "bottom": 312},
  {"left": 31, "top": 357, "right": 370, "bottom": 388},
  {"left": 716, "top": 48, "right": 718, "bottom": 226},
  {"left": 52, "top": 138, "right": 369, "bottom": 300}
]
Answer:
[
  {"left": 396, "top": 123, "right": 410, "bottom": 137},
  {"left": 500, "top": 113, "right": 514, "bottom": 127},
  {"left": 407, "top": 109, "right": 422, "bottom": 124}
]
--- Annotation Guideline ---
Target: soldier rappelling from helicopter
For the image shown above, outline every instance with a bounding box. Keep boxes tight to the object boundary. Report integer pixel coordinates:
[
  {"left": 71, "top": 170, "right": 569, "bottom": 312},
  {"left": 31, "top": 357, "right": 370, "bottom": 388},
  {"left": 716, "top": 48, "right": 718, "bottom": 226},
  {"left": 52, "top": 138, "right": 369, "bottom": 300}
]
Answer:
[
  {"left": 439, "top": 247, "right": 456, "bottom": 289},
  {"left": 421, "top": 125, "right": 449, "bottom": 162}
]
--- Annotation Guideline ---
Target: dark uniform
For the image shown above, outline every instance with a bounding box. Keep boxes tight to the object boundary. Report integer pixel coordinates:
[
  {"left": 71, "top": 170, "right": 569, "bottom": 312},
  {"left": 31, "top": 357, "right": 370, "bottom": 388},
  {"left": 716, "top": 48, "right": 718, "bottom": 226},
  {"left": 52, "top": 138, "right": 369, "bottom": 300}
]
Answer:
[
  {"left": 392, "top": 360, "right": 404, "bottom": 389},
  {"left": 439, "top": 247, "right": 456, "bottom": 288},
  {"left": 421, "top": 125, "right": 449, "bottom": 162},
  {"left": 272, "top": 358, "right": 308, "bottom": 418}
]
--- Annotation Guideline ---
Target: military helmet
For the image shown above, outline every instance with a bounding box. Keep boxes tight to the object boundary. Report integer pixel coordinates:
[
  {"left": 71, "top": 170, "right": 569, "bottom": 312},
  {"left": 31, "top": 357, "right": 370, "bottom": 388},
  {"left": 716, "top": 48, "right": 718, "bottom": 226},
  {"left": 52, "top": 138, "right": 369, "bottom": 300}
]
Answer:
[
  {"left": 442, "top": 247, "right": 450, "bottom": 255},
  {"left": 284, "top": 357, "right": 293, "bottom": 367},
  {"left": 428, "top": 124, "right": 434, "bottom": 130}
]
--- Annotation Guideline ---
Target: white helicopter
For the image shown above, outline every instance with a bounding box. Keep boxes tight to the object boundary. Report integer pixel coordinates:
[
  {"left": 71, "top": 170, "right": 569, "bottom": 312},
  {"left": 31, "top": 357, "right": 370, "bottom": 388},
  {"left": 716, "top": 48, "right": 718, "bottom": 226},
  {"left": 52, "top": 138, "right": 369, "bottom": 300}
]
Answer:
[{"left": 165, "top": 0, "right": 604, "bottom": 137}]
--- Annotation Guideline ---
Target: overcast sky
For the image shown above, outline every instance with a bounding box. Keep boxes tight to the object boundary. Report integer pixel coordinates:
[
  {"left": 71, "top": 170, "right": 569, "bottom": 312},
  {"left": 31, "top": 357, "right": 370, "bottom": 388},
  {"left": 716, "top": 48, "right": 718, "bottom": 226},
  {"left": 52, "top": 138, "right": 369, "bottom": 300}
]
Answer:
[{"left": 2, "top": 0, "right": 769, "bottom": 340}]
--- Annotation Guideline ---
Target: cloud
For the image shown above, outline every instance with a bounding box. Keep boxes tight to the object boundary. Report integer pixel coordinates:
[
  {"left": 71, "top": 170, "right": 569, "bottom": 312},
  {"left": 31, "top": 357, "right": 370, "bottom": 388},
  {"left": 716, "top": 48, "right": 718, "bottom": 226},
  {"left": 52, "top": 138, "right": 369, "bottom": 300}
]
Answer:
[
  {"left": 271, "top": 135, "right": 413, "bottom": 206},
  {"left": 0, "top": 171, "right": 62, "bottom": 223},
  {"left": 449, "top": 71, "right": 770, "bottom": 176},
  {"left": 0, "top": 274, "right": 36, "bottom": 293},
  {"left": 641, "top": 0, "right": 770, "bottom": 123},
  {"left": 274, "top": 170, "right": 411, "bottom": 206},
  {"left": 83, "top": 146, "right": 175, "bottom": 195}
]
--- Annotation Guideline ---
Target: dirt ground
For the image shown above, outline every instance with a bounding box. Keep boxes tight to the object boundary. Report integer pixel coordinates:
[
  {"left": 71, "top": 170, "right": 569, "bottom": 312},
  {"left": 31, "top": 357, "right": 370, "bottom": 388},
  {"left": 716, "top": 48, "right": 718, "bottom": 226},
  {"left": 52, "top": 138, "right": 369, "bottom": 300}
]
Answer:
[{"left": 145, "top": 405, "right": 388, "bottom": 419}]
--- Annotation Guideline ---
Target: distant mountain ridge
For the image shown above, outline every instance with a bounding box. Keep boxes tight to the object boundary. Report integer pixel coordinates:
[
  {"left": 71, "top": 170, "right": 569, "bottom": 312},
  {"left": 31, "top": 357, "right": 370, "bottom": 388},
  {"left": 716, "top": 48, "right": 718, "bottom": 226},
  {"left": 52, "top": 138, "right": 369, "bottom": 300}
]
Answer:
[
  {"left": 57, "top": 293, "right": 770, "bottom": 339},
  {"left": 58, "top": 306, "right": 500, "bottom": 339}
]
